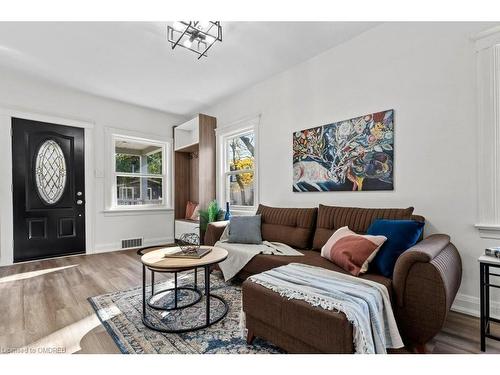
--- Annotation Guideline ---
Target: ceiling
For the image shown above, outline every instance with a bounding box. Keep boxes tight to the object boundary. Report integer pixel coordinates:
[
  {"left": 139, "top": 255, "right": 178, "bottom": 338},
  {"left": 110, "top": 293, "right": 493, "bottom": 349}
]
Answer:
[{"left": 0, "top": 22, "right": 379, "bottom": 116}]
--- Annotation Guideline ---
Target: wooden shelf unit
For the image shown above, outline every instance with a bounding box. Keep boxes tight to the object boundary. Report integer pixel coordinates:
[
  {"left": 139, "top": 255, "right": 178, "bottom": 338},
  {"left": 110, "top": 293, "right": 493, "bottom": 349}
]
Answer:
[{"left": 174, "top": 114, "right": 216, "bottom": 240}]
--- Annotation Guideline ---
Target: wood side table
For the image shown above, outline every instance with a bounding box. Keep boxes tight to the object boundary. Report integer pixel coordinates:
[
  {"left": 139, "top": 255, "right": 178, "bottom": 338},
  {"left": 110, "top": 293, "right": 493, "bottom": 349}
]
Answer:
[
  {"left": 140, "top": 246, "right": 228, "bottom": 333},
  {"left": 479, "top": 255, "right": 500, "bottom": 351}
]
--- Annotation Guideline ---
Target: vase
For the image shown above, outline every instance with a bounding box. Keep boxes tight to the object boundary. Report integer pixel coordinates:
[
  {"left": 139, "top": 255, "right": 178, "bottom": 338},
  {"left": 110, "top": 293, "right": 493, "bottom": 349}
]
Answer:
[{"left": 224, "top": 202, "right": 231, "bottom": 221}]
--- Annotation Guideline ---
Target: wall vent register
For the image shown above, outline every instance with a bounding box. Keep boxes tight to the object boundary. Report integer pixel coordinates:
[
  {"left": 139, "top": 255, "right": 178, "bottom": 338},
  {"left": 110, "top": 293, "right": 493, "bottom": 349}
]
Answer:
[{"left": 122, "top": 238, "right": 143, "bottom": 249}]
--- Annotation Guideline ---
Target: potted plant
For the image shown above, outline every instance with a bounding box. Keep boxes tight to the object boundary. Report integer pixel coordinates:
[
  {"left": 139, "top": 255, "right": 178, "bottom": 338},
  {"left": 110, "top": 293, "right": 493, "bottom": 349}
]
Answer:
[{"left": 199, "top": 200, "right": 224, "bottom": 244}]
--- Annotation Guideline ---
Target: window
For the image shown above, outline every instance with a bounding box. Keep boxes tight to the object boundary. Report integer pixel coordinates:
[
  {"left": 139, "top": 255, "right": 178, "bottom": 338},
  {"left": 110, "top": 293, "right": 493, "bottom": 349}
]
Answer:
[
  {"left": 111, "top": 135, "right": 169, "bottom": 209},
  {"left": 225, "top": 131, "right": 255, "bottom": 207},
  {"left": 218, "top": 116, "right": 259, "bottom": 210}
]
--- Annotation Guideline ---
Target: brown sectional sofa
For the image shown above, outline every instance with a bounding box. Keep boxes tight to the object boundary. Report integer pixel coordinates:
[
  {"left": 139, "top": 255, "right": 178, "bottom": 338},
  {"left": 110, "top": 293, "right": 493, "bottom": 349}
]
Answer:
[{"left": 204, "top": 204, "right": 462, "bottom": 353}]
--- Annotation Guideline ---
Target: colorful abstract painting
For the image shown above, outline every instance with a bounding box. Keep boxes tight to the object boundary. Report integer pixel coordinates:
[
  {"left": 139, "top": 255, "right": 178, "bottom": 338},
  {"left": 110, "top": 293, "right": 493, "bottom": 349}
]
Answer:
[{"left": 293, "top": 110, "right": 394, "bottom": 192}]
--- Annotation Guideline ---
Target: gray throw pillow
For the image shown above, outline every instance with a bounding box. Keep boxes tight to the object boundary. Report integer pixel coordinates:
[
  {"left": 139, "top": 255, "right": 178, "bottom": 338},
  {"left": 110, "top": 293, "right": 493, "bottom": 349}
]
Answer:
[{"left": 228, "top": 215, "right": 262, "bottom": 244}]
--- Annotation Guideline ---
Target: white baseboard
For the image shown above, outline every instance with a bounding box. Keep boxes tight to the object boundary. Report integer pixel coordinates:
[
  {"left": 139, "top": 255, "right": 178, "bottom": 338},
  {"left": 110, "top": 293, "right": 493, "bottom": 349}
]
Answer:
[
  {"left": 452, "top": 292, "right": 500, "bottom": 319},
  {"left": 92, "top": 236, "right": 174, "bottom": 254}
]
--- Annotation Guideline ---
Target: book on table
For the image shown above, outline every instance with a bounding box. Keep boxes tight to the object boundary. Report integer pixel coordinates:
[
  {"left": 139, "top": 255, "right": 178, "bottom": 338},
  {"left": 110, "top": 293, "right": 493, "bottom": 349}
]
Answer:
[
  {"left": 163, "top": 247, "right": 212, "bottom": 259},
  {"left": 485, "top": 247, "right": 500, "bottom": 259}
]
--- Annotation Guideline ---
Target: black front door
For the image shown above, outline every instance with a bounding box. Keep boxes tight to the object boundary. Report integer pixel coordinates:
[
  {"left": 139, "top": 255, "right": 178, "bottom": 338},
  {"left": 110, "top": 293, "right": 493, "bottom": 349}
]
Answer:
[{"left": 12, "top": 118, "right": 86, "bottom": 262}]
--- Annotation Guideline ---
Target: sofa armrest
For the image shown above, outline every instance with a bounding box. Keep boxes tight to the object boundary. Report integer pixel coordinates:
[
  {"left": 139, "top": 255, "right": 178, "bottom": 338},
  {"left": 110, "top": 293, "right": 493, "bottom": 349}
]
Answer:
[
  {"left": 204, "top": 221, "right": 229, "bottom": 246},
  {"left": 392, "top": 234, "right": 462, "bottom": 345}
]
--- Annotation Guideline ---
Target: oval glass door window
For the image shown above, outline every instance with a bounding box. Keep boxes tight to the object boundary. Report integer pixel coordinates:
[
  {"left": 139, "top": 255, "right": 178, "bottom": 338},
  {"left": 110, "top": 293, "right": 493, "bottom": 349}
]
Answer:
[{"left": 35, "top": 139, "right": 67, "bottom": 204}]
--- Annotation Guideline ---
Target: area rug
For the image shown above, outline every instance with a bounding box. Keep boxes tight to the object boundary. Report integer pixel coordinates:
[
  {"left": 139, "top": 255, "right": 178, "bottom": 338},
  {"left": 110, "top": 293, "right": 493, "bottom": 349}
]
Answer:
[{"left": 88, "top": 271, "right": 281, "bottom": 354}]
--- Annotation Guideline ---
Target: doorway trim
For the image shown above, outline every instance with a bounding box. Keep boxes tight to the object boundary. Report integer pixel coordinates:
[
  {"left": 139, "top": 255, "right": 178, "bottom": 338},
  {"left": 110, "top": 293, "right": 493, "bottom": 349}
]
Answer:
[{"left": 0, "top": 105, "right": 95, "bottom": 266}]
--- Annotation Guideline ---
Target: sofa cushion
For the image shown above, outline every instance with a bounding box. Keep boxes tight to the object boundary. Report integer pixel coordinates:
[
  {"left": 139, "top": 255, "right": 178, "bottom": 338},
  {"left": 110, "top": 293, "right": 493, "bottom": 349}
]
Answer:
[
  {"left": 320, "top": 226, "right": 387, "bottom": 276},
  {"left": 227, "top": 215, "right": 263, "bottom": 244},
  {"left": 367, "top": 219, "right": 425, "bottom": 278},
  {"left": 312, "top": 205, "right": 414, "bottom": 250},
  {"left": 256, "top": 204, "right": 317, "bottom": 249},
  {"left": 238, "top": 250, "right": 393, "bottom": 300}
]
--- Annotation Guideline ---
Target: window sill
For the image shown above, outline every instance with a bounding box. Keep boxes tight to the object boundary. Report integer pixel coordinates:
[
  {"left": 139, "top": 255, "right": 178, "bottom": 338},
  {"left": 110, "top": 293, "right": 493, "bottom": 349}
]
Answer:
[
  {"left": 103, "top": 207, "right": 174, "bottom": 217},
  {"left": 475, "top": 224, "right": 500, "bottom": 239}
]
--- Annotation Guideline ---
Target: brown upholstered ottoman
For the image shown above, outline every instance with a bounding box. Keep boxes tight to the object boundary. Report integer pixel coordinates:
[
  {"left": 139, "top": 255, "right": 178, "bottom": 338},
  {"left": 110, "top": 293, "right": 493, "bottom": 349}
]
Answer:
[{"left": 242, "top": 279, "right": 355, "bottom": 353}]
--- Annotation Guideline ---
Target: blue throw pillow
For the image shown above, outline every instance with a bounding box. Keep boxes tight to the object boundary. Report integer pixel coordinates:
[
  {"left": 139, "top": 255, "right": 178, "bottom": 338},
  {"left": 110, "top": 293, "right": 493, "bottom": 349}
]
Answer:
[{"left": 367, "top": 219, "right": 424, "bottom": 278}]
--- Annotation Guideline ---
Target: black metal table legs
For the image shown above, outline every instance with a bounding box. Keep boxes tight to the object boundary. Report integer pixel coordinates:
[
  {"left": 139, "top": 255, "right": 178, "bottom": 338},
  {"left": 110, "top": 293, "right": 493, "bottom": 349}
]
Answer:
[
  {"left": 480, "top": 263, "right": 485, "bottom": 352},
  {"left": 142, "top": 264, "right": 146, "bottom": 318},
  {"left": 141, "top": 265, "right": 228, "bottom": 333},
  {"left": 480, "top": 261, "right": 500, "bottom": 352},
  {"left": 194, "top": 267, "right": 198, "bottom": 288},
  {"left": 174, "top": 271, "right": 178, "bottom": 308},
  {"left": 205, "top": 265, "right": 210, "bottom": 325}
]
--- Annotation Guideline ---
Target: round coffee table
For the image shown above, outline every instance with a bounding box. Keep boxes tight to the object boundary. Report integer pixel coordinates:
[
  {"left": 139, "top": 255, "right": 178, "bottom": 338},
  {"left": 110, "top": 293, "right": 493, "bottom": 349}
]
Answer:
[{"left": 140, "top": 246, "right": 228, "bottom": 333}]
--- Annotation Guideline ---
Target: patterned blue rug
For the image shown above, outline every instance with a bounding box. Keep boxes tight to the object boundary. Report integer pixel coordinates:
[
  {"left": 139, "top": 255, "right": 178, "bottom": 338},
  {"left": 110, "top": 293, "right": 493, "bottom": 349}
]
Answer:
[{"left": 88, "top": 271, "right": 281, "bottom": 354}]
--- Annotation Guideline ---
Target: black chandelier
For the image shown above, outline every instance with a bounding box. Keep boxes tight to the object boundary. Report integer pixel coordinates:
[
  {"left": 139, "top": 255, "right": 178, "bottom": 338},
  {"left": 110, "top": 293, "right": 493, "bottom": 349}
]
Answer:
[{"left": 167, "top": 21, "right": 222, "bottom": 59}]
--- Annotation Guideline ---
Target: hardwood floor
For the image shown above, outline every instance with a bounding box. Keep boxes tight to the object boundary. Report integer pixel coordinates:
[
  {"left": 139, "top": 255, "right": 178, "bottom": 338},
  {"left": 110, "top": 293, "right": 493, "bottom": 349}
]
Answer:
[{"left": 0, "top": 248, "right": 499, "bottom": 354}]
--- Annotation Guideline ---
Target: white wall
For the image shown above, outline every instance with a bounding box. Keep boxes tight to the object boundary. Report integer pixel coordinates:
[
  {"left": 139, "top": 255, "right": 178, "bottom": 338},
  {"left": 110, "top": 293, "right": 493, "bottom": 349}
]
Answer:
[
  {"left": 203, "top": 22, "right": 500, "bottom": 316},
  {"left": 0, "top": 69, "right": 184, "bottom": 265}
]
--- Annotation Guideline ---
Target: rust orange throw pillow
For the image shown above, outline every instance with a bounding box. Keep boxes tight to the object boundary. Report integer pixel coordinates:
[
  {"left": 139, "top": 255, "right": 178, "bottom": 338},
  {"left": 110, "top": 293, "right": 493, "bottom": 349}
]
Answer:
[
  {"left": 185, "top": 201, "right": 198, "bottom": 220},
  {"left": 320, "top": 226, "right": 387, "bottom": 276}
]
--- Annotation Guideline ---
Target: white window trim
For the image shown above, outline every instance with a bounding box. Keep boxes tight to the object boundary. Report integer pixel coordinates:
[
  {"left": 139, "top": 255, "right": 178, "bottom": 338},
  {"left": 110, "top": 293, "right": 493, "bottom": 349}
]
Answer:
[
  {"left": 474, "top": 27, "right": 500, "bottom": 238},
  {"left": 216, "top": 114, "right": 260, "bottom": 214},
  {"left": 104, "top": 127, "right": 173, "bottom": 213}
]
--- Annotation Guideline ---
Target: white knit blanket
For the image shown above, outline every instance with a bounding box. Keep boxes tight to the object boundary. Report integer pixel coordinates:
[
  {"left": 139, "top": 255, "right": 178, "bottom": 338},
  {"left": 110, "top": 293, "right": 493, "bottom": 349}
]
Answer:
[
  {"left": 215, "top": 241, "right": 303, "bottom": 281},
  {"left": 248, "top": 263, "right": 403, "bottom": 354}
]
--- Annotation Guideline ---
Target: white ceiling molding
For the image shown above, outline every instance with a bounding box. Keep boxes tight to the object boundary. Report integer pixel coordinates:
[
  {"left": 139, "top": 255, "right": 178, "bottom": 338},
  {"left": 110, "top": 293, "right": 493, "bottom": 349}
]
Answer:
[{"left": 472, "top": 25, "right": 500, "bottom": 51}]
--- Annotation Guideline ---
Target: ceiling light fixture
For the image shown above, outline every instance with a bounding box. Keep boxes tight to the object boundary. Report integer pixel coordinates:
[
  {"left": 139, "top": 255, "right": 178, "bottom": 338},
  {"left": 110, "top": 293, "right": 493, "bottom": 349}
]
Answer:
[{"left": 167, "top": 21, "right": 222, "bottom": 59}]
